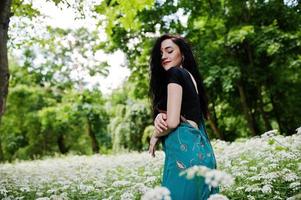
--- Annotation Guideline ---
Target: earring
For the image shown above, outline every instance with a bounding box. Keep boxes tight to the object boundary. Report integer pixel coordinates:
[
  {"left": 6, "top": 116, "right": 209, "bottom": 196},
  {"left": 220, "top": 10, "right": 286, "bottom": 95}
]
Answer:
[{"left": 182, "top": 56, "right": 185, "bottom": 63}]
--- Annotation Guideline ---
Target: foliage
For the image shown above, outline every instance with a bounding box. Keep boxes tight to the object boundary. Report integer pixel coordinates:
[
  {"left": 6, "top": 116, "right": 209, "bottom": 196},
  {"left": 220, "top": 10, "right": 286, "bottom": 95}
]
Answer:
[
  {"left": 1, "top": 0, "right": 301, "bottom": 162},
  {"left": 0, "top": 63, "right": 111, "bottom": 160},
  {"left": 106, "top": 84, "right": 152, "bottom": 152},
  {"left": 94, "top": 0, "right": 301, "bottom": 138}
]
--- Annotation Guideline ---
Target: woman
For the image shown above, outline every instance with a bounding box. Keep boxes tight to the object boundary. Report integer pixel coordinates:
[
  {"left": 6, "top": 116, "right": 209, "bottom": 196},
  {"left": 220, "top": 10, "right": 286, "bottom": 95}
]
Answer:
[{"left": 148, "top": 34, "right": 219, "bottom": 199}]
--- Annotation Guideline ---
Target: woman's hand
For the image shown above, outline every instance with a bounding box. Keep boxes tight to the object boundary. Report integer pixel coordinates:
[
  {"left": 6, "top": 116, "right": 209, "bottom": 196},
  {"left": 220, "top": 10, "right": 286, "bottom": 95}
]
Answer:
[
  {"left": 154, "top": 112, "right": 168, "bottom": 134},
  {"left": 149, "top": 112, "right": 169, "bottom": 157},
  {"left": 148, "top": 134, "right": 160, "bottom": 157}
]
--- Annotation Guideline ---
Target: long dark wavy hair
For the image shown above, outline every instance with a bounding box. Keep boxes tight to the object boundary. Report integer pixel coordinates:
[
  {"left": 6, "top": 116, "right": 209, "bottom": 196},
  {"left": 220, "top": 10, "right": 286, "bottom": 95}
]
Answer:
[{"left": 148, "top": 34, "right": 209, "bottom": 121}]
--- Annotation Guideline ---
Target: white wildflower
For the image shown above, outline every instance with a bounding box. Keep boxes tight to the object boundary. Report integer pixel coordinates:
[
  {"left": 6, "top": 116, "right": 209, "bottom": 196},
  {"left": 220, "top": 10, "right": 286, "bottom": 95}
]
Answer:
[
  {"left": 261, "top": 129, "right": 277, "bottom": 138},
  {"left": 273, "top": 195, "right": 282, "bottom": 200},
  {"left": 204, "top": 169, "right": 234, "bottom": 188},
  {"left": 58, "top": 192, "right": 68, "bottom": 200},
  {"left": 145, "top": 176, "right": 157, "bottom": 183},
  {"left": 208, "top": 194, "right": 229, "bottom": 200},
  {"left": 20, "top": 186, "right": 31, "bottom": 193},
  {"left": 120, "top": 191, "right": 134, "bottom": 200},
  {"left": 239, "top": 160, "right": 248, "bottom": 165},
  {"left": 289, "top": 182, "right": 301, "bottom": 190},
  {"left": 0, "top": 186, "right": 8, "bottom": 195},
  {"left": 247, "top": 195, "right": 255, "bottom": 200},
  {"left": 249, "top": 166, "right": 257, "bottom": 171},
  {"left": 46, "top": 188, "right": 57, "bottom": 194},
  {"left": 235, "top": 186, "right": 245, "bottom": 191},
  {"left": 180, "top": 165, "right": 234, "bottom": 188},
  {"left": 141, "top": 186, "right": 171, "bottom": 200},
  {"left": 245, "top": 185, "right": 261, "bottom": 192},
  {"left": 49, "top": 194, "right": 67, "bottom": 200},
  {"left": 134, "top": 183, "right": 150, "bottom": 194},
  {"left": 94, "top": 180, "right": 106, "bottom": 188},
  {"left": 269, "top": 163, "right": 278, "bottom": 169},
  {"left": 179, "top": 165, "right": 210, "bottom": 180},
  {"left": 248, "top": 175, "right": 262, "bottom": 181},
  {"left": 261, "top": 172, "right": 279, "bottom": 181},
  {"left": 36, "top": 192, "right": 44, "bottom": 197},
  {"left": 78, "top": 184, "right": 94, "bottom": 194},
  {"left": 261, "top": 184, "right": 272, "bottom": 193},
  {"left": 283, "top": 172, "right": 298, "bottom": 182},
  {"left": 287, "top": 193, "right": 301, "bottom": 200},
  {"left": 112, "top": 180, "right": 131, "bottom": 187}
]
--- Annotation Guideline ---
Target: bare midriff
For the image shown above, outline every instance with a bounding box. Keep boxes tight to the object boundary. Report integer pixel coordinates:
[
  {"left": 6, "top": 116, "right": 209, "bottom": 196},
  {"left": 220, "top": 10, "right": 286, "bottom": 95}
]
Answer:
[{"left": 186, "top": 119, "right": 199, "bottom": 130}]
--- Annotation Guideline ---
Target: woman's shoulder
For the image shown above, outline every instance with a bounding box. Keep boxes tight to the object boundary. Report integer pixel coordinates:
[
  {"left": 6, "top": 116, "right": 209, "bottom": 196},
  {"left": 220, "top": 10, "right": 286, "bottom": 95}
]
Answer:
[
  {"left": 166, "top": 67, "right": 185, "bottom": 85},
  {"left": 167, "top": 66, "right": 185, "bottom": 72},
  {"left": 166, "top": 66, "right": 185, "bottom": 76}
]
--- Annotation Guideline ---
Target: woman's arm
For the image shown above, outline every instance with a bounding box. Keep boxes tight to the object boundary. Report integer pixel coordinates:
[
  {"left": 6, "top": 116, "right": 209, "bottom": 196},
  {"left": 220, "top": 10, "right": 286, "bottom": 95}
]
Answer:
[{"left": 153, "top": 83, "right": 183, "bottom": 137}]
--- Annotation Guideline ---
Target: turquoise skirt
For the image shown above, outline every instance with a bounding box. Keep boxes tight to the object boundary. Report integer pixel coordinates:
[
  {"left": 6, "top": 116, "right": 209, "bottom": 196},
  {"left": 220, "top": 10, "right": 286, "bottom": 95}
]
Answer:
[{"left": 161, "top": 120, "right": 219, "bottom": 200}]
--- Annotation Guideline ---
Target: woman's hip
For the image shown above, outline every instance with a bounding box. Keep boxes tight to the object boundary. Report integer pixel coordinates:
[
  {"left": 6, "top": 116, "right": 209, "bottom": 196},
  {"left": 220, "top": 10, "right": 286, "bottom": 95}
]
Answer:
[
  {"left": 163, "top": 122, "right": 209, "bottom": 148},
  {"left": 162, "top": 123, "right": 217, "bottom": 169}
]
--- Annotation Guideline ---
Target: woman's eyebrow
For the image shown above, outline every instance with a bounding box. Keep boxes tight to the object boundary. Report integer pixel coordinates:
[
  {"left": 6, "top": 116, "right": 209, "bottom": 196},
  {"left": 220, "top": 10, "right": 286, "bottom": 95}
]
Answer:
[{"left": 160, "top": 46, "right": 173, "bottom": 51}]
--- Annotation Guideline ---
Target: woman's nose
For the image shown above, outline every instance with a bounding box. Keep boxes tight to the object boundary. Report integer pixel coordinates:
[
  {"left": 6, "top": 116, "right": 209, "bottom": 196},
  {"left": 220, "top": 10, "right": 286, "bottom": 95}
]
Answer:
[{"left": 161, "top": 52, "right": 167, "bottom": 60}]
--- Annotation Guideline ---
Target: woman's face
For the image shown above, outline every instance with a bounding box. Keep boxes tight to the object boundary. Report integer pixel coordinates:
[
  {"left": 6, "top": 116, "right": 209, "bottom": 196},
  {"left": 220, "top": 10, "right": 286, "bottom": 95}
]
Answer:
[{"left": 160, "top": 39, "right": 182, "bottom": 70}]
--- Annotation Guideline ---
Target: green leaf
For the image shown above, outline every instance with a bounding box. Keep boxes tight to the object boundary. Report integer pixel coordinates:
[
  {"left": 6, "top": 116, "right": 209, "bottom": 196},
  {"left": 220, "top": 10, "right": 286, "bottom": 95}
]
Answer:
[
  {"left": 227, "top": 25, "right": 254, "bottom": 45},
  {"left": 267, "top": 42, "right": 281, "bottom": 56}
]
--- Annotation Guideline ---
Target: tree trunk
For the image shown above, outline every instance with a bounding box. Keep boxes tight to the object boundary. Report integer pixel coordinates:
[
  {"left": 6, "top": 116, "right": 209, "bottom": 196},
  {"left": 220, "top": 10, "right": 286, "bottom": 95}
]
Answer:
[
  {"left": 0, "top": 0, "right": 12, "bottom": 162},
  {"left": 208, "top": 101, "right": 225, "bottom": 140},
  {"left": 241, "top": 41, "right": 261, "bottom": 136},
  {"left": 57, "top": 134, "right": 68, "bottom": 154},
  {"left": 87, "top": 119, "right": 100, "bottom": 154},
  {"left": 0, "top": 117, "right": 4, "bottom": 161},
  {"left": 237, "top": 80, "right": 257, "bottom": 136},
  {"left": 258, "top": 87, "right": 272, "bottom": 131},
  {"left": 269, "top": 92, "right": 285, "bottom": 133}
]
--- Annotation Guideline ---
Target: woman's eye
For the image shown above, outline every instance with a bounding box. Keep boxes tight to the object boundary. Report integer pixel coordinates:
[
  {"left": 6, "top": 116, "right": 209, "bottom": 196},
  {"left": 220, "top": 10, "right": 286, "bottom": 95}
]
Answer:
[{"left": 168, "top": 51, "right": 173, "bottom": 54}]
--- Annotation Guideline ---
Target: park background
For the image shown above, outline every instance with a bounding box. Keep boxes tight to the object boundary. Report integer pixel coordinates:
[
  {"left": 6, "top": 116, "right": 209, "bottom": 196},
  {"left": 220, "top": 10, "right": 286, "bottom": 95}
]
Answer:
[{"left": 0, "top": 0, "right": 300, "bottom": 199}]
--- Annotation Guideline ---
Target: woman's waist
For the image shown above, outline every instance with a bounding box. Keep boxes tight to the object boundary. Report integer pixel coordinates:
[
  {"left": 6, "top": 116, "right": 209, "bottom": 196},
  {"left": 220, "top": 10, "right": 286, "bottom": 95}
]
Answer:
[{"left": 185, "top": 119, "right": 199, "bottom": 130}]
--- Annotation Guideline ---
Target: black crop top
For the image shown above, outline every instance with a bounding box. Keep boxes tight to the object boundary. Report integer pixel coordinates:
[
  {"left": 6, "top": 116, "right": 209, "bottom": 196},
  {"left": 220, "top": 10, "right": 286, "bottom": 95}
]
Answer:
[{"left": 156, "top": 66, "right": 203, "bottom": 124}]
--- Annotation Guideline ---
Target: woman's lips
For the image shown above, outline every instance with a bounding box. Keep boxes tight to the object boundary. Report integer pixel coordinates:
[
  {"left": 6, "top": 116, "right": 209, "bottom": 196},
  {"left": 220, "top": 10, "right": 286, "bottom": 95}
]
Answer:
[{"left": 162, "top": 61, "right": 171, "bottom": 65}]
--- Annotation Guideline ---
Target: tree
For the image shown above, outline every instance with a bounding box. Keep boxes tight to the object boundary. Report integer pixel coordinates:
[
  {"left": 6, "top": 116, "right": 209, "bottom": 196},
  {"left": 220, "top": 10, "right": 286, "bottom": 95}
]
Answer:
[
  {"left": 0, "top": 0, "right": 112, "bottom": 161},
  {"left": 0, "top": 0, "right": 12, "bottom": 160},
  {"left": 94, "top": 0, "right": 301, "bottom": 138}
]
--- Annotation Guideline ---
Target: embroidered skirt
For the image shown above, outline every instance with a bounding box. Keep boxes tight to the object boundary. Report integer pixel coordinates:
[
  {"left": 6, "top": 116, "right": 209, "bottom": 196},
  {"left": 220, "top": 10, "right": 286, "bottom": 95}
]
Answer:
[{"left": 161, "top": 120, "right": 219, "bottom": 200}]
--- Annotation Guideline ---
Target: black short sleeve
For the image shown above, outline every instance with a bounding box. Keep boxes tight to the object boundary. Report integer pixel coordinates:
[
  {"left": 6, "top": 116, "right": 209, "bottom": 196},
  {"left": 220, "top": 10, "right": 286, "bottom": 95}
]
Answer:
[{"left": 166, "top": 67, "right": 184, "bottom": 87}]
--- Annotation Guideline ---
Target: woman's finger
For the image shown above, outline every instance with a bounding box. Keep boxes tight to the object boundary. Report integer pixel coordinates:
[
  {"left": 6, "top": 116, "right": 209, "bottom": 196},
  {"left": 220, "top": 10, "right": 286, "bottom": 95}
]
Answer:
[
  {"left": 158, "top": 120, "right": 168, "bottom": 130},
  {"left": 158, "top": 115, "right": 168, "bottom": 130},
  {"left": 148, "top": 146, "right": 152, "bottom": 154},
  {"left": 155, "top": 123, "right": 163, "bottom": 133},
  {"left": 149, "top": 145, "right": 154, "bottom": 157},
  {"left": 162, "top": 113, "right": 168, "bottom": 125},
  {"left": 154, "top": 118, "right": 163, "bottom": 132},
  {"left": 159, "top": 113, "right": 168, "bottom": 126},
  {"left": 155, "top": 125, "right": 163, "bottom": 133},
  {"left": 150, "top": 145, "right": 155, "bottom": 157},
  {"left": 157, "top": 124, "right": 167, "bottom": 132},
  {"left": 155, "top": 114, "right": 161, "bottom": 124},
  {"left": 152, "top": 145, "right": 156, "bottom": 157}
]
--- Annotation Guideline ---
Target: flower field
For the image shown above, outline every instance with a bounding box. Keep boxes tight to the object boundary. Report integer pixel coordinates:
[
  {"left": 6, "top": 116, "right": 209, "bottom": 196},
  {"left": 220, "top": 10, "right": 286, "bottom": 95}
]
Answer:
[{"left": 0, "top": 132, "right": 300, "bottom": 200}]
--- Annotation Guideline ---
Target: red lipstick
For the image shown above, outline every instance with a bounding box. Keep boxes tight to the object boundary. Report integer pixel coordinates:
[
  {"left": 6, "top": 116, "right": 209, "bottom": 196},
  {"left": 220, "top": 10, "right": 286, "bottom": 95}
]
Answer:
[{"left": 162, "top": 61, "right": 171, "bottom": 65}]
